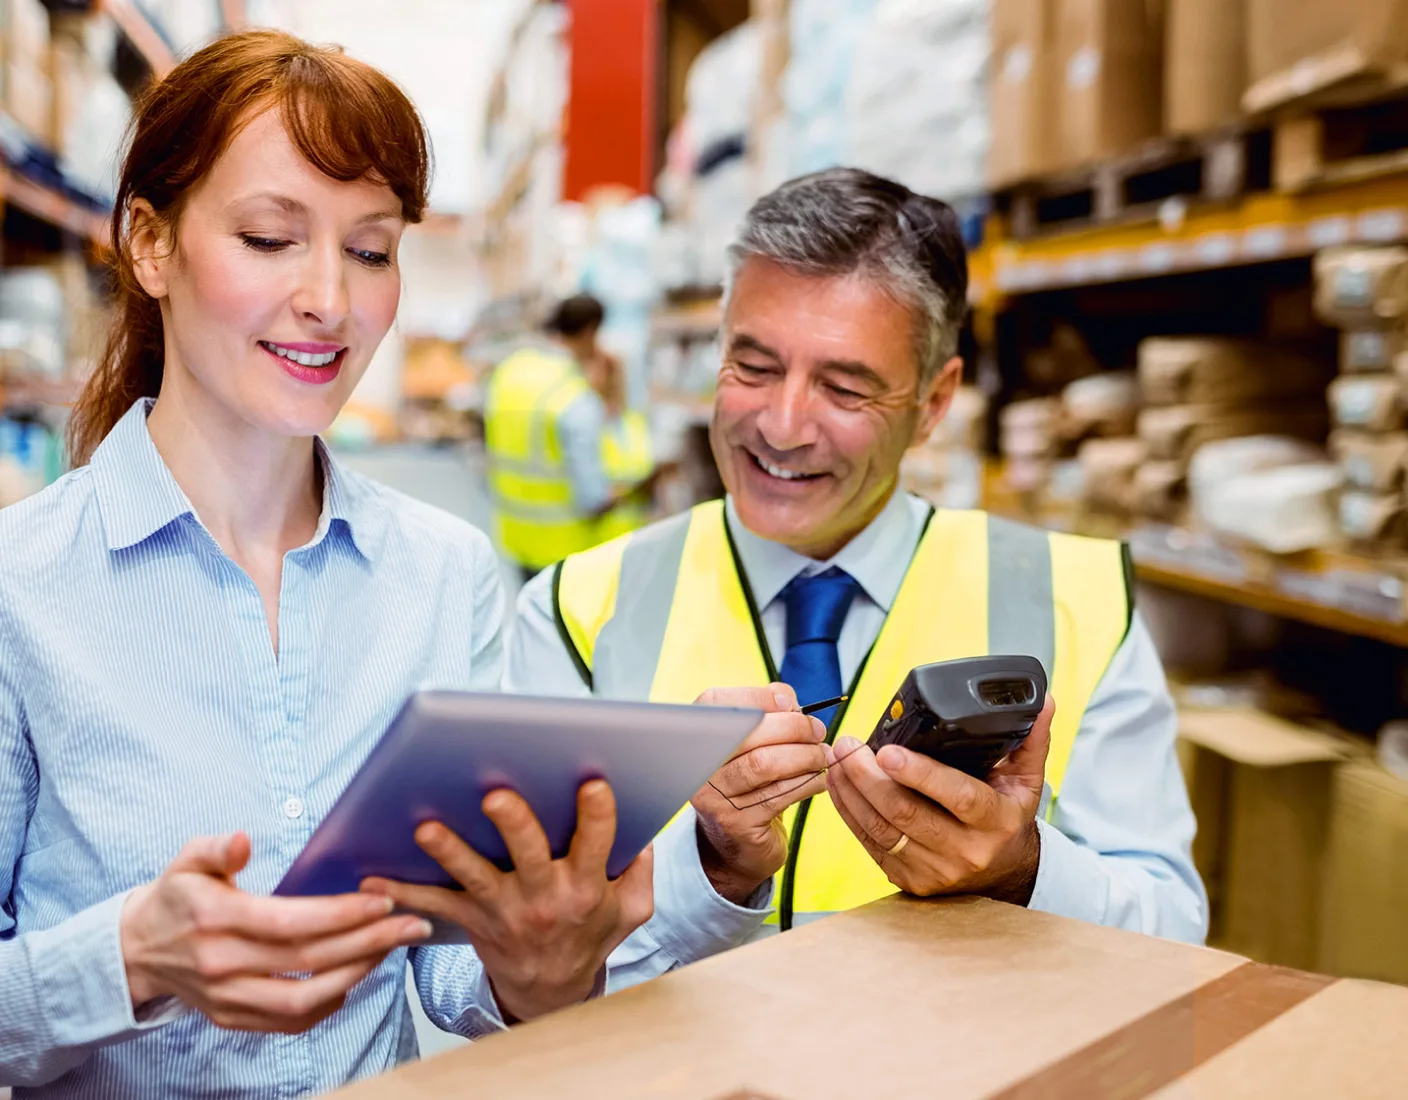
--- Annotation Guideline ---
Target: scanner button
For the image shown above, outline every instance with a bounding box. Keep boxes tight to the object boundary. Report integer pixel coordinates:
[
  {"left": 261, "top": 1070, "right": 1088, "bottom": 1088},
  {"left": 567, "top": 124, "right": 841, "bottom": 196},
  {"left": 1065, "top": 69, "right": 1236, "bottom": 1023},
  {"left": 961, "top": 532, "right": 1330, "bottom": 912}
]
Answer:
[{"left": 282, "top": 796, "right": 305, "bottom": 820}]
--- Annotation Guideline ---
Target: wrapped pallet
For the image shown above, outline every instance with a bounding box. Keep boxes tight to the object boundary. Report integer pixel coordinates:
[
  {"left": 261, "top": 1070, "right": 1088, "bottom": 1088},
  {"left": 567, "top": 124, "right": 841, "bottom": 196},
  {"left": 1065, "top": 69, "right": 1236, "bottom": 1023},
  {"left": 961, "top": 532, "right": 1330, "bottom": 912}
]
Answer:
[
  {"left": 1139, "top": 338, "right": 1331, "bottom": 407},
  {"left": 845, "top": 0, "right": 990, "bottom": 202}
]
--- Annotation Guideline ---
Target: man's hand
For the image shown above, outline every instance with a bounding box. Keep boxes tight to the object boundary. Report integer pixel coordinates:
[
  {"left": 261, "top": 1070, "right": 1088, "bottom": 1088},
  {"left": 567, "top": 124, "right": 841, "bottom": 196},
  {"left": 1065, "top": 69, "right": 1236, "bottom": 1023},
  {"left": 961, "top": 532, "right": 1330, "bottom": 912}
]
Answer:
[
  {"left": 121, "top": 833, "right": 432, "bottom": 1033},
  {"left": 692, "top": 684, "right": 828, "bottom": 905},
  {"left": 824, "top": 695, "right": 1056, "bottom": 905},
  {"left": 360, "top": 780, "right": 652, "bottom": 1024}
]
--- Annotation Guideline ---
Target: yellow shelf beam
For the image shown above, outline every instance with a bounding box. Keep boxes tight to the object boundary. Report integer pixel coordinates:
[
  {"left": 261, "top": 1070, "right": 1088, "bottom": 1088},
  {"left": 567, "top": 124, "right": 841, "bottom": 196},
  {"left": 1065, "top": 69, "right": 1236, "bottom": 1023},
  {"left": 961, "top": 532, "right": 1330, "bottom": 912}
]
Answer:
[{"left": 975, "top": 172, "right": 1408, "bottom": 305}]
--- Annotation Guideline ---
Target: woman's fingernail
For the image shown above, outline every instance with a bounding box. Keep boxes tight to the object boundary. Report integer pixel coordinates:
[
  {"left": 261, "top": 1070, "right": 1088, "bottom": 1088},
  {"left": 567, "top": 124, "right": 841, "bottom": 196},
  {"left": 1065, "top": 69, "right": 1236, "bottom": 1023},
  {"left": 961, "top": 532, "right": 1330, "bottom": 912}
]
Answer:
[{"left": 410, "top": 919, "right": 434, "bottom": 940}]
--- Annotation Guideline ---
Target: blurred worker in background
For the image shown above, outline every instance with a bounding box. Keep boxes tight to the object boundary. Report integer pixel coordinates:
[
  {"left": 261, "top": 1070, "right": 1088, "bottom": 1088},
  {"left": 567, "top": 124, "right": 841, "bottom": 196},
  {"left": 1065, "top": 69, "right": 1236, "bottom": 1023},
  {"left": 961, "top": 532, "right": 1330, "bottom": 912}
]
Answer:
[
  {"left": 483, "top": 294, "right": 655, "bottom": 583},
  {"left": 581, "top": 342, "right": 658, "bottom": 542},
  {"left": 508, "top": 168, "right": 1207, "bottom": 987}
]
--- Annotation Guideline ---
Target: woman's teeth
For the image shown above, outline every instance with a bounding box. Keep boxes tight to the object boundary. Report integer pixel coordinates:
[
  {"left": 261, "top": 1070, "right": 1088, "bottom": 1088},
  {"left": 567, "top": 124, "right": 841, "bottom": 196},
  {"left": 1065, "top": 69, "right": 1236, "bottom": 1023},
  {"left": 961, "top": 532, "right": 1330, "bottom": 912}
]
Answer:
[{"left": 261, "top": 341, "right": 340, "bottom": 368}]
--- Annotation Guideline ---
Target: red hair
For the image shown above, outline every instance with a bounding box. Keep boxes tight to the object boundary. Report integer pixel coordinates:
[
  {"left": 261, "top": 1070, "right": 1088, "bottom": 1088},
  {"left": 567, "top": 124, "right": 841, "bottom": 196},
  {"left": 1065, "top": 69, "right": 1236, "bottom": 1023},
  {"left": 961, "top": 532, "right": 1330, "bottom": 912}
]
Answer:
[{"left": 67, "top": 29, "right": 431, "bottom": 464}]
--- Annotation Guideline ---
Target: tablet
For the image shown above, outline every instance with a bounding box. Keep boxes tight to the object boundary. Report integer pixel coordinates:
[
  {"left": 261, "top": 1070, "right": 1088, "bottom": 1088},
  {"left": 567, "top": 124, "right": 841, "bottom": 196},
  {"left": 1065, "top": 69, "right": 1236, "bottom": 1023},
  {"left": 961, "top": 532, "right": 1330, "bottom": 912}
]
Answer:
[{"left": 274, "top": 691, "right": 762, "bottom": 904}]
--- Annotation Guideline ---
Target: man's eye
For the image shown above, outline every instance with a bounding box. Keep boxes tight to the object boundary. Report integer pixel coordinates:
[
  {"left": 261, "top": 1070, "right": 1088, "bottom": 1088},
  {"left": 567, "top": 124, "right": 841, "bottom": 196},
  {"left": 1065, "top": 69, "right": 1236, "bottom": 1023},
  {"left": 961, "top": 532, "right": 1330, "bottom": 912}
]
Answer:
[
  {"left": 239, "top": 234, "right": 290, "bottom": 252},
  {"left": 827, "top": 383, "right": 866, "bottom": 401},
  {"left": 734, "top": 361, "right": 773, "bottom": 376}
]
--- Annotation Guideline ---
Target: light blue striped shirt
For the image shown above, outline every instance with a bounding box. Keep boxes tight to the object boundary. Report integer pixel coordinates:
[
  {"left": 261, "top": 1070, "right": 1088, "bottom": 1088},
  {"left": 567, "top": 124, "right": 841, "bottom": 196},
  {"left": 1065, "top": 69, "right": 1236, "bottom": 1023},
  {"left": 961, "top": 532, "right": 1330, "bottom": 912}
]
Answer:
[{"left": 0, "top": 400, "right": 508, "bottom": 1097}]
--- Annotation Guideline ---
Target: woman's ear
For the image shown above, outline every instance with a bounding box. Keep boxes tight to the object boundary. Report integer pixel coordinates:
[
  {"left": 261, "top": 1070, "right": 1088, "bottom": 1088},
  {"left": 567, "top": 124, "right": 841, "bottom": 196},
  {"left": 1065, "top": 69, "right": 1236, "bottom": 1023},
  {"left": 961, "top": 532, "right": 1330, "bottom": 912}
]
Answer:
[{"left": 128, "top": 199, "right": 172, "bottom": 299}]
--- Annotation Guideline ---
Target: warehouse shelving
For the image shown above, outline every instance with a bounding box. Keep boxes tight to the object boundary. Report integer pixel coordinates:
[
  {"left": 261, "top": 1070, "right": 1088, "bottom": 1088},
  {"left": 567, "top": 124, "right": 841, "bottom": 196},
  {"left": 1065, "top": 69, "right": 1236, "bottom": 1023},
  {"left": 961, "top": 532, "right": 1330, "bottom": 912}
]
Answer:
[
  {"left": 98, "top": 0, "right": 176, "bottom": 78},
  {"left": 972, "top": 172, "right": 1408, "bottom": 306}
]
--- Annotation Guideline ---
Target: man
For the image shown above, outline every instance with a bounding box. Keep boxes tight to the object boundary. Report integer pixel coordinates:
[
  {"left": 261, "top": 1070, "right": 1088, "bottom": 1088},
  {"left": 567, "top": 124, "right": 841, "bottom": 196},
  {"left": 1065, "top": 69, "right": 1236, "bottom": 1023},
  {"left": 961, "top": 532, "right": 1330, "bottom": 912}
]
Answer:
[
  {"left": 483, "top": 294, "right": 633, "bottom": 584},
  {"left": 507, "top": 169, "right": 1207, "bottom": 986}
]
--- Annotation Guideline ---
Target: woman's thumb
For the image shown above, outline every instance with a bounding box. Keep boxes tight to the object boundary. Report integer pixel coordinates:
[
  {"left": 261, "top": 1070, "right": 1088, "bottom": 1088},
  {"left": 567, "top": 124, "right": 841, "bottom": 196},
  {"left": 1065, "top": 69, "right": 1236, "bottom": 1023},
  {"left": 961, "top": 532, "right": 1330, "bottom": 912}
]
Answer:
[{"left": 168, "top": 832, "right": 251, "bottom": 878}]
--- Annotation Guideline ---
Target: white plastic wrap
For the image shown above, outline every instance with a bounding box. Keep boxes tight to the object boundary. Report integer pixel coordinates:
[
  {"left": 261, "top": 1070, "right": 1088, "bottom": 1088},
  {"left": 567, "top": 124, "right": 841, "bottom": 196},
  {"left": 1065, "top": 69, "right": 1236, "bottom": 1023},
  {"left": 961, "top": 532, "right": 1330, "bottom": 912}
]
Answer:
[
  {"left": 1188, "top": 436, "right": 1340, "bottom": 553},
  {"left": 684, "top": 22, "right": 762, "bottom": 156},
  {"left": 784, "top": 0, "right": 880, "bottom": 175},
  {"left": 843, "top": 0, "right": 990, "bottom": 200}
]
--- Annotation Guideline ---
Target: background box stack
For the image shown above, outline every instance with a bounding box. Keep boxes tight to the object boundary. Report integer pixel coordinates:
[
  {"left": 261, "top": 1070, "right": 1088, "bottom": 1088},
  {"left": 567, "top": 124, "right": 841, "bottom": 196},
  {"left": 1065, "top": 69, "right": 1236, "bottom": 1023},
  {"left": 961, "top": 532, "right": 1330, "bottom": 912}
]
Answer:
[
  {"left": 3, "top": 0, "right": 51, "bottom": 143},
  {"left": 1316, "top": 247, "right": 1408, "bottom": 551},
  {"left": 49, "top": 11, "right": 127, "bottom": 203},
  {"left": 1135, "top": 338, "right": 1331, "bottom": 532},
  {"left": 1054, "top": 0, "right": 1163, "bottom": 171},
  {"left": 900, "top": 386, "right": 987, "bottom": 510},
  {"left": 1244, "top": 0, "right": 1408, "bottom": 112},
  {"left": 988, "top": 0, "right": 1058, "bottom": 187},
  {"left": 1163, "top": 0, "right": 1245, "bottom": 135}
]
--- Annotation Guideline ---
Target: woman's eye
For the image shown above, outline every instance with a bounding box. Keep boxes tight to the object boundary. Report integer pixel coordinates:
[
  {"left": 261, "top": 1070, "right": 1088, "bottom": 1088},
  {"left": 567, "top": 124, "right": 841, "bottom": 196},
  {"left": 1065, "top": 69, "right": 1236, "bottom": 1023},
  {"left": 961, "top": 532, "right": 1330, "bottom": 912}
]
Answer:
[
  {"left": 349, "top": 248, "right": 393, "bottom": 268},
  {"left": 239, "top": 234, "right": 290, "bottom": 252}
]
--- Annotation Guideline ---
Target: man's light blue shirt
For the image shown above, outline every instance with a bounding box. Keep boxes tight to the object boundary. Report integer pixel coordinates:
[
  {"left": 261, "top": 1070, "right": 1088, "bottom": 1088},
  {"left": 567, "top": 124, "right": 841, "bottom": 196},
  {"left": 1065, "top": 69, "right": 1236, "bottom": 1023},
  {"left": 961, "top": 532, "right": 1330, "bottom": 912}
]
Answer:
[
  {"left": 0, "top": 401, "right": 510, "bottom": 1097},
  {"left": 509, "top": 489, "right": 1210, "bottom": 985}
]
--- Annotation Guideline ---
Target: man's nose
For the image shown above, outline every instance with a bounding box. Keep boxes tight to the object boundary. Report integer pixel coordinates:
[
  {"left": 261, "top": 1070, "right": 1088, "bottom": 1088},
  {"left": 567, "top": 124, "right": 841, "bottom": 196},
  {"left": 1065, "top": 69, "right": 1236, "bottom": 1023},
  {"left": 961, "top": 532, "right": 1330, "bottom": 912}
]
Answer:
[{"left": 755, "top": 374, "right": 821, "bottom": 451}]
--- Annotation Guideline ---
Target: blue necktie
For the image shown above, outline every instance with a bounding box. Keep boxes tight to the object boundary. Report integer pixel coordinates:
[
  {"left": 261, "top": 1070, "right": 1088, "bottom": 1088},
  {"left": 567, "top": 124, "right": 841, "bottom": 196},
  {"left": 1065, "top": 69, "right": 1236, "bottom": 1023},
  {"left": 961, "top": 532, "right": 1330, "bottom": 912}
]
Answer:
[{"left": 779, "top": 567, "right": 861, "bottom": 730}]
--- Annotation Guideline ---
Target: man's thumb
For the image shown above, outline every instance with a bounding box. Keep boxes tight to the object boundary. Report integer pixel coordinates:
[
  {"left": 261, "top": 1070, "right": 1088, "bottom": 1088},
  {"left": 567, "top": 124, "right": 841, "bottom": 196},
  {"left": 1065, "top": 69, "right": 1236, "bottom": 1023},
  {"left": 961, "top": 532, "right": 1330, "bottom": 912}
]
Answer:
[
  {"left": 1009, "top": 695, "right": 1055, "bottom": 781},
  {"left": 167, "top": 832, "right": 251, "bottom": 878}
]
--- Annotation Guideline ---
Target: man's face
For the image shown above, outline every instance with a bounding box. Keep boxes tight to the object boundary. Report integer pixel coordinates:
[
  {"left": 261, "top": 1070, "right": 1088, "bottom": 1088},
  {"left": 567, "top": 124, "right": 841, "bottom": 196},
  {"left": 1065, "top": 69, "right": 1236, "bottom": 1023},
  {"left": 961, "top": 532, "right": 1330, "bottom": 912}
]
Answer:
[{"left": 710, "top": 258, "right": 961, "bottom": 559}]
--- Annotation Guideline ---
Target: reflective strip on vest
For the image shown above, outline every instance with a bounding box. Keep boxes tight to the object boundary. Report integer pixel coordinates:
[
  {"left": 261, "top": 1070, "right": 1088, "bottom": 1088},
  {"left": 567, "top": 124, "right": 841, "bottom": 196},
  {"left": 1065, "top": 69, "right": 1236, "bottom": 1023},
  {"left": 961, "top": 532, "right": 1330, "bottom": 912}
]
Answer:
[
  {"left": 554, "top": 499, "right": 1131, "bottom": 921},
  {"left": 483, "top": 348, "right": 600, "bottom": 569},
  {"left": 596, "top": 410, "right": 655, "bottom": 543}
]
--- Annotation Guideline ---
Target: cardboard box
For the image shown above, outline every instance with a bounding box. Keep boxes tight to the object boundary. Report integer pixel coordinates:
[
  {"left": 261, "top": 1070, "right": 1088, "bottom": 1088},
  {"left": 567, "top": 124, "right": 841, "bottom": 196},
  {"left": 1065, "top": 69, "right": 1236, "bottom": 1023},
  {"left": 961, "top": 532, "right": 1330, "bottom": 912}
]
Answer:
[
  {"left": 1245, "top": 0, "right": 1408, "bottom": 112},
  {"left": 1078, "top": 435, "right": 1146, "bottom": 512},
  {"left": 1055, "top": 0, "right": 1164, "bottom": 169},
  {"left": 0, "top": 0, "right": 50, "bottom": 68},
  {"left": 329, "top": 895, "right": 1408, "bottom": 1099},
  {"left": 1330, "top": 429, "right": 1408, "bottom": 492},
  {"left": 1320, "top": 761, "right": 1408, "bottom": 985},
  {"left": 1165, "top": 0, "right": 1245, "bottom": 134},
  {"left": 47, "top": 37, "right": 88, "bottom": 156},
  {"left": 1180, "top": 708, "right": 1346, "bottom": 971},
  {"left": 1339, "top": 489, "right": 1406, "bottom": 543},
  {"left": 1138, "top": 403, "right": 1329, "bottom": 463},
  {"left": 4, "top": 57, "right": 50, "bottom": 142},
  {"left": 1139, "top": 337, "right": 1332, "bottom": 406},
  {"left": 1342, "top": 328, "right": 1408, "bottom": 373},
  {"left": 1131, "top": 458, "right": 1186, "bottom": 521},
  {"left": 1314, "top": 246, "right": 1408, "bottom": 328},
  {"left": 989, "top": 0, "right": 1060, "bottom": 186},
  {"left": 1328, "top": 374, "right": 1404, "bottom": 432}
]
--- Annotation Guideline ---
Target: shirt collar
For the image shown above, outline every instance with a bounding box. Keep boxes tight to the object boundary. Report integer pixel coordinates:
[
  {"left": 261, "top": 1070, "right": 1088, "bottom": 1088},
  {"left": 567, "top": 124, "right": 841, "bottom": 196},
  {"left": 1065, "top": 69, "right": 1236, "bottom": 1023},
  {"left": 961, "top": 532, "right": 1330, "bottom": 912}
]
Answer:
[
  {"left": 89, "top": 398, "right": 387, "bottom": 560},
  {"left": 725, "top": 487, "right": 928, "bottom": 614}
]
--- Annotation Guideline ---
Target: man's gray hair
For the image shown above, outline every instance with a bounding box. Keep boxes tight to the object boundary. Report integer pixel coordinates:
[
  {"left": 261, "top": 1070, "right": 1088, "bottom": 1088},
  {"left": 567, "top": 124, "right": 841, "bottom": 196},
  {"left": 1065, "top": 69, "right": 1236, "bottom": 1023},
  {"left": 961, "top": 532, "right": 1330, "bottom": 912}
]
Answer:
[{"left": 724, "top": 167, "right": 969, "bottom": 386}]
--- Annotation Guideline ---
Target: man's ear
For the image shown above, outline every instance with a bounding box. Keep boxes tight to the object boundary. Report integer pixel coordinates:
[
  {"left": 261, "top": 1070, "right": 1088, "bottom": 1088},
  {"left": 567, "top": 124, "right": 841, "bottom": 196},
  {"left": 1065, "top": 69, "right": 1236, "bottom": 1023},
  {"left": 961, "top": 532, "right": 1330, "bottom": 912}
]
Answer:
[
  {"left": 909, "top": 355, "right": 963, "bottom": 448},
  {"left": 129, "top": 199, "right": 172, "bottom": 300}
]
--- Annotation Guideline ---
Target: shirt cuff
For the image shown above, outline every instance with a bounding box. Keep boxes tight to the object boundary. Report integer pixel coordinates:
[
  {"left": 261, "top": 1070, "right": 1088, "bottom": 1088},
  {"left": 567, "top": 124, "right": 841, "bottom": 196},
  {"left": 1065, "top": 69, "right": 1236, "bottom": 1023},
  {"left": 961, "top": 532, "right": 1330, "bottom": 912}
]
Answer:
[
  {"left": 1027, "top": 817, "right": 1111, "bottom": 926},
  {"left": 27, "top": 889, "right": 189, "bottom": 1047},
  {"left": 449, "top": 960, "right": 609, "bottom": 1039},
  {"left": 645, "top": 807, "right": 774, "bottom": 967}
]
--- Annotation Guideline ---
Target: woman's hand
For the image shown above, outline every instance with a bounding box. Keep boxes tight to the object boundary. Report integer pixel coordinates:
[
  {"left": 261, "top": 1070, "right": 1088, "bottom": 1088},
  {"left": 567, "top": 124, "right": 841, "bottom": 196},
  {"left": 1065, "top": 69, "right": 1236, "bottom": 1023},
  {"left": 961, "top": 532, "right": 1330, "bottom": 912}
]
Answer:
[
  {"left": 360, "top": 780, "right": 654, "bottom": 1024},
  {"left": 120, "top": 833, "right": 432, "bottom": 1033}
]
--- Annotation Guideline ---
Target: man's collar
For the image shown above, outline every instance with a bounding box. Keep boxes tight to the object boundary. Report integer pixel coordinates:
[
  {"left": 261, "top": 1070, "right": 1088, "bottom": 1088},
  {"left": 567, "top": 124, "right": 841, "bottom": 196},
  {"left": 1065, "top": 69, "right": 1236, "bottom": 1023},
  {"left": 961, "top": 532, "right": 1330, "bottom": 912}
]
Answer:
[
  {"left": 89, "top": 398, "right": 386, "bottom": 561},
  {"left": 724, "top": 488, "right": 924, "bottom": 613}
]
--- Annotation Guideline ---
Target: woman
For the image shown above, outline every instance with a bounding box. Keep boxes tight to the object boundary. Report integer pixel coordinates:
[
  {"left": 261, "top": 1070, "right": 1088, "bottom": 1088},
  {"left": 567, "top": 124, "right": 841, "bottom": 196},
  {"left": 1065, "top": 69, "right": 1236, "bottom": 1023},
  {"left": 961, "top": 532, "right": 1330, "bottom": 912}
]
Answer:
[
  {"left": 581, "top": 346, "right": 659, "bottom": 542},
  {"left": 0, "top": 31, "right": 651, "bottom": 1098}
]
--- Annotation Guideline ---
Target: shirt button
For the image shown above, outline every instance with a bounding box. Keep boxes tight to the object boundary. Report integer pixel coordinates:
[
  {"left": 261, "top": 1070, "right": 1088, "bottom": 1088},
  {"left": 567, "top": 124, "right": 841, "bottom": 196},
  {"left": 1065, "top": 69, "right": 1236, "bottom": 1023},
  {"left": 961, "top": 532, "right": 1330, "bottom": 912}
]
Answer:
[{"left": 283, "top": 797, "right": 304, "bottom": 820}]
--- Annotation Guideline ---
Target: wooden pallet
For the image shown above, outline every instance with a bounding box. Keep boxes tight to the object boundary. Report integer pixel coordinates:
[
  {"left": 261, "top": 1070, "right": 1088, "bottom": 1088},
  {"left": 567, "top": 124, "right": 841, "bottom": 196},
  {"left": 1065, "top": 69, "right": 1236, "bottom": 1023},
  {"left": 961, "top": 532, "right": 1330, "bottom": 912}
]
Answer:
[
  {"left": 996, "top": 128, "right": 1270, "bottom": 242},
  {"left": 1274, "top": 86, "right": 1408, "bottom": 193}
]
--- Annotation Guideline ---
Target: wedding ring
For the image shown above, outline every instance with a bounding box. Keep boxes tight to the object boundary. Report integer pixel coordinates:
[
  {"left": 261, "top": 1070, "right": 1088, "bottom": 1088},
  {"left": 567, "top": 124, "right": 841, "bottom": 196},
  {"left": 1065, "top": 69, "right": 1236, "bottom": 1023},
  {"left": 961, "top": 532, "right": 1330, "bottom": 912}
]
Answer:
[{"left": 887, "top": 833, "right": 910, "bottom": 858}]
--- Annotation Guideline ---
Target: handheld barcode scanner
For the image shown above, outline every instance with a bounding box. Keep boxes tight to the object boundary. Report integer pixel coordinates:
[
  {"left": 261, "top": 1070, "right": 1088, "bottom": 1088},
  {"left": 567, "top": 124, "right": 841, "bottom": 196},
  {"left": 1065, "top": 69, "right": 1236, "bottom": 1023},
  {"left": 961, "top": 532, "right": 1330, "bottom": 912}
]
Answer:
[{"left": 866, "top": 656, "right": 1047, "bottom": 779}]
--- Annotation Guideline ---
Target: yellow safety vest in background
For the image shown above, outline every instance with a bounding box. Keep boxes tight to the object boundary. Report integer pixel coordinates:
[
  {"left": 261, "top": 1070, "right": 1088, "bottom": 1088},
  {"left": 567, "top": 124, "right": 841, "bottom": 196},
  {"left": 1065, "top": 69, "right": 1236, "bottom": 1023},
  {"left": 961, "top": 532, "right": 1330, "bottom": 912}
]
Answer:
[
  {"left": 483, "top": 347, "right": 601, "bottom": 570},
  {"left": 597, "top": 409, "right": 655, "bottom": 544},
  {"left": 553, "top": 499, "right": 1132, "bottom": 927}
]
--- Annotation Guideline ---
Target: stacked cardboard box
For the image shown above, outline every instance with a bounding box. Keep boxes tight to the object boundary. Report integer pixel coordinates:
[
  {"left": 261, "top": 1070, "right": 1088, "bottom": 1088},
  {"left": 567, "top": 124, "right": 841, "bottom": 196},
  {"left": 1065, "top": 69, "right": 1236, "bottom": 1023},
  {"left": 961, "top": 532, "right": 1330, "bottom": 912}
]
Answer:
[
  {"left": 990, "top": 0, "right": 1164, "bottom": 183},
  {"left": 1316, "top": 247, "right": 1408, "bottom": 549},
  {"left": 1134, "top": 337, "right": 1331, "bottom": 526},
  {"left": 1164, "top": 0, "right": 1245, "bottom": 135},
  {"left": 1179, "top": 704, "right": 1408, "bottom": 984},
  {"left": 901, "top": 386, "right": 986, "bottom": 510},
  {"left": 2, "top": 0, "right": 51, "bottom": 142},
  {"left": 1245, "top": 0, "right": 1408, "bottom": 112}
]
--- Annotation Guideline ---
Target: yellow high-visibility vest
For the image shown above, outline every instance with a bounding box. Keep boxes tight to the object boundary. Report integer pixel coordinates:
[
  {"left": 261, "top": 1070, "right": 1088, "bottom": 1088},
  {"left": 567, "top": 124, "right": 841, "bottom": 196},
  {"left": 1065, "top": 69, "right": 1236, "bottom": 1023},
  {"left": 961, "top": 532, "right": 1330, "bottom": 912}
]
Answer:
[
  {"left": 483, "top": 347, "right": 601, "bottom": 570},
  {"left": 553, "top": 498, "right": 1132, "bottom": 927},
  {"left": 597, "top": 409, "right": 654, "bottom": 543}
]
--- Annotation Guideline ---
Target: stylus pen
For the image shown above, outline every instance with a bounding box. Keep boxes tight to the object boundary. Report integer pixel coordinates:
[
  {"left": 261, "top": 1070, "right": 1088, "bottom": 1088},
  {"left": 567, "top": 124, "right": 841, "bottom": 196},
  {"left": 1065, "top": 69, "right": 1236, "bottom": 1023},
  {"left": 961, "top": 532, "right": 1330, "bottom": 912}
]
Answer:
[{"left": 800, "top": 694, "right": 848, "bottom": 716}]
